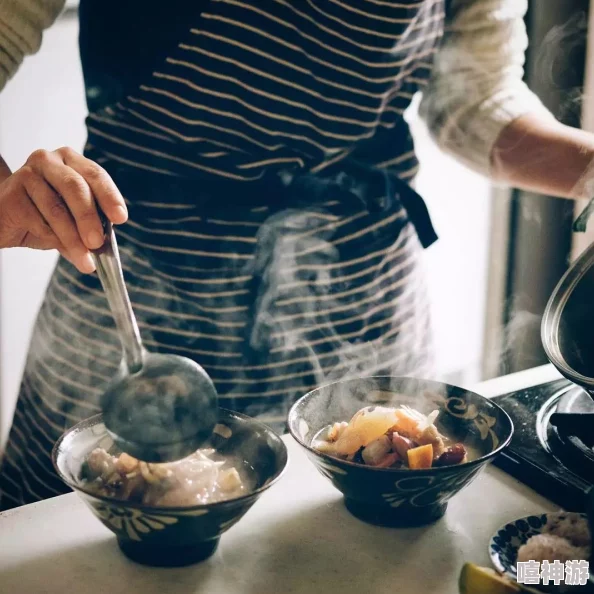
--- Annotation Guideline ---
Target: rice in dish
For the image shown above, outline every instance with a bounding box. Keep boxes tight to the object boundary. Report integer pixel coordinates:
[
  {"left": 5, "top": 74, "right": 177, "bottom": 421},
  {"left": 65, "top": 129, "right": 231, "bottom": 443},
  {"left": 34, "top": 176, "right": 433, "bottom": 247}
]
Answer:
[
  {"left": 313, "top": 405, "right": 472, "bottom": 469},
  {"left": 517, "top": 513, "right": 591, "bottom": 564},
  {"left": 81, "top": 447, "right": 252, "bottom": 506}
]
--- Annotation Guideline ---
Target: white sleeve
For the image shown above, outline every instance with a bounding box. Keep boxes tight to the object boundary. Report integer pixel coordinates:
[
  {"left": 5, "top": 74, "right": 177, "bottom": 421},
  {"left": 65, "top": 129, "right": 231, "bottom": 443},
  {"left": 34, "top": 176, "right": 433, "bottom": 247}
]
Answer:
[
  {"left": 0, "top": 0, "right": 66, "bottom": 91},
  {"left": 418, "top": 0, "right": 556, "bottom": 176}
]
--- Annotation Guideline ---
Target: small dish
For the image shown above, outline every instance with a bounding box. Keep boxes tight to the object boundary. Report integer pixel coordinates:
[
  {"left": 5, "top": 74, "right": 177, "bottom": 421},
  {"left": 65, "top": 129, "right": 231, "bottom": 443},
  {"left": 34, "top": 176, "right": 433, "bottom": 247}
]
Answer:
[{"left": 490, "top": 512, "right": 591, "bottom": 592}]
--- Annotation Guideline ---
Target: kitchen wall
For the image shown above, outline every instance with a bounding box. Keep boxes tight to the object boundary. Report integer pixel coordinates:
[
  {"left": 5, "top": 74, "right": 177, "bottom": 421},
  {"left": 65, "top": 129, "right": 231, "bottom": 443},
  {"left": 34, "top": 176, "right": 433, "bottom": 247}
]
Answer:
[
  {"left": 0, "top": 13, "right": 493, "bottom": 449},
  {"left": 0, "top": 13, "right": 85, "bottom": 449},
  {"left": 408, "top": 100, "right": 492, "bottom": 386}
]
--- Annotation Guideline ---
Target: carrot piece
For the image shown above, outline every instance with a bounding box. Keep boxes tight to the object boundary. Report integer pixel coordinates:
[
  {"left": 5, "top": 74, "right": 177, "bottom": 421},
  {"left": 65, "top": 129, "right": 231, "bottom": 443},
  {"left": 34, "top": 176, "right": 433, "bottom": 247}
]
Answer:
[{"left": 407, "top": 444, "right": 433, "bottom": 469}]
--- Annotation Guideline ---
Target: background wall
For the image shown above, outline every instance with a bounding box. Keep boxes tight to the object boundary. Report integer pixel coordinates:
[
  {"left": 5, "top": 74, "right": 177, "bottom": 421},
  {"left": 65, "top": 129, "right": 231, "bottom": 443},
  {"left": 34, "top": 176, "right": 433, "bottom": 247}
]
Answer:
[
  {"left": 0, "top": 14, "right": 85, "bottom": 449},
  {"left": 0, "top": 13, "right": 494, "bottom": 449}
]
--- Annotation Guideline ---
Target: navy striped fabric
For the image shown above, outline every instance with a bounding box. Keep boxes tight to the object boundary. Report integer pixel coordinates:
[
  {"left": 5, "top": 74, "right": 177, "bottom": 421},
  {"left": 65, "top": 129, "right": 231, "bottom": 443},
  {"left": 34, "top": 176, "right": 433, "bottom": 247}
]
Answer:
[{"left": 0, "top": 0, "right": 444, "bottom": 510}]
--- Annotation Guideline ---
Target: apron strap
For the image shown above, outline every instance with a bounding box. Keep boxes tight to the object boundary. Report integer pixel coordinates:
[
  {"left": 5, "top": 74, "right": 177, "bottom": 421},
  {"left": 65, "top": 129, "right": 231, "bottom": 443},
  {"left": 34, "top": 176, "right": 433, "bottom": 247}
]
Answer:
[
  {"left": 384, "top": 172, "right": 438, "bottom": 249},
  {"left": 106, "top": 161, "right": 438, "bottom": 248}
]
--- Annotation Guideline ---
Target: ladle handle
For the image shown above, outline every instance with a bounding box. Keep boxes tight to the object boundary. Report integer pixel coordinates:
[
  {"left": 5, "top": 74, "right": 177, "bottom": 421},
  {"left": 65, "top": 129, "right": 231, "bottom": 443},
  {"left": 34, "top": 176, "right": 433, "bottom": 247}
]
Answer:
[{"left": 92, "top": 216, "right": 145, "bottom": 373}]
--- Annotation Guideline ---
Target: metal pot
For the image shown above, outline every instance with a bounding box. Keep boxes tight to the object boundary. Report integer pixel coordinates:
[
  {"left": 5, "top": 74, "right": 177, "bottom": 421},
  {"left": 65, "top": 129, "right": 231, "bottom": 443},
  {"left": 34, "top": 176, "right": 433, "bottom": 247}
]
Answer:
[{"left": 542, "top": 240, "right": 594, "bottom": 396}]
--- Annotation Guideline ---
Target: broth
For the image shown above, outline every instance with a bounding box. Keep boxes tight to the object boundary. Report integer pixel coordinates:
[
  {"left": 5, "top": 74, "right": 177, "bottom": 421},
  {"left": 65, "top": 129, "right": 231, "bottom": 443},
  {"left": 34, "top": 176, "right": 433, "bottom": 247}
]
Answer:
[{"left": 81, "top": 447, "right": 256, "bottom": 506}]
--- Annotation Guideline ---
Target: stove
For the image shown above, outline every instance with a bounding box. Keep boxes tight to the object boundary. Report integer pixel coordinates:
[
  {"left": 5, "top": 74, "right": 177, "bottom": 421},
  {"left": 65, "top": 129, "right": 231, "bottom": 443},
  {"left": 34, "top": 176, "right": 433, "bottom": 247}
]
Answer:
[{"left": 491, "top": 378, "right": 593, "bottom": 512}]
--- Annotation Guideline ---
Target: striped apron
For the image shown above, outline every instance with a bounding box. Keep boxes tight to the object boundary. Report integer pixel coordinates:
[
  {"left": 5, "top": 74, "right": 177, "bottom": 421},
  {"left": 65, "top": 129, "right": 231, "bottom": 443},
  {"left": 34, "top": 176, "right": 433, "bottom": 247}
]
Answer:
[{"left": 0, "top": 0, "right": 445, "bottom": 510}]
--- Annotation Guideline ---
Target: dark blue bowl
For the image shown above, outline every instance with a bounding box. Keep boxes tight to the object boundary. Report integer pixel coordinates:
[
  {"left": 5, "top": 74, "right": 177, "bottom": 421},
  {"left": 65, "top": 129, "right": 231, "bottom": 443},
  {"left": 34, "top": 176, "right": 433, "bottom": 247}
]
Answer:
[
  {"left": 288, "top": 376, "right": 513, "bottom": 528},
  {"left": 53, "top": 409, "right": 288, "bottom": 567}
]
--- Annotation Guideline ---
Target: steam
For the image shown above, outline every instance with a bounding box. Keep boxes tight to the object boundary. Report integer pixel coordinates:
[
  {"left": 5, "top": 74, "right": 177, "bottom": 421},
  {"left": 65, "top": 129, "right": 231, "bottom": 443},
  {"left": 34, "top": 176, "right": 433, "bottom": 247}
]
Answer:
[
  {"left": 496, "top": 308, "right": 544, "bottom": 377},
  {"left": 534, "top": 11, "right": 594, "bottom": 229},
  {"left": 535, "top": 12, "right": 588, "bottom": 123},
  {"left": 221, "top": 198, "right": 439, "bottom": 428}
]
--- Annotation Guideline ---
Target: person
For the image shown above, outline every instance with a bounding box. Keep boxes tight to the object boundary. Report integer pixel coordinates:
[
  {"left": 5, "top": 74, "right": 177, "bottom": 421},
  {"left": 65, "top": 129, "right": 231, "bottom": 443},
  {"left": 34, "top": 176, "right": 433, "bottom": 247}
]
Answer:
[{"left": 0, "top": 0, "right": 592, "bottom": 511}]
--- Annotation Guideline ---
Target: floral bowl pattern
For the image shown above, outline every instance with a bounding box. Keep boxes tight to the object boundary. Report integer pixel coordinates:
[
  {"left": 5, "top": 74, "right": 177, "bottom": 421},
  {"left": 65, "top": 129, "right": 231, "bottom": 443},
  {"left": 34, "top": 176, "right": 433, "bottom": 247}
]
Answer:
[
  {"left": 52, "top": 410, "right": 288, "bottom": 567},
  {"left": 288, "top": 376, "right": 513, "bottom": 527},
  {"left": 490, "top": 512, "right": 591, "bottom": 592}
]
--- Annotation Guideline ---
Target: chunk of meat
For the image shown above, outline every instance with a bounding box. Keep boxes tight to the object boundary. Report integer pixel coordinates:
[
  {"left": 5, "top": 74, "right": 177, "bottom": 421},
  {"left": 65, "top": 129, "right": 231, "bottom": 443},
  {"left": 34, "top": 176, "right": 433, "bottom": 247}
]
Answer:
[
  {"left": 434, "top": 443, "right": 467, "bottom": 467},
  {"left": 86, "top": 448, "right": 117, "bottom": 480},
  {"left": 116, "top": 453, "right": 139, "bottom": 475},
  {"left": 391, "top": 433, "right": 414, "bottom": 459}
]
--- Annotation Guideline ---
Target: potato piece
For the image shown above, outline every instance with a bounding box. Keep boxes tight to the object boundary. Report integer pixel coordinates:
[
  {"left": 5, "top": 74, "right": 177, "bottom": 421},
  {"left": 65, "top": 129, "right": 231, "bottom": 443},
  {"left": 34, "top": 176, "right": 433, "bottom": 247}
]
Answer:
[
  {"left": 116, "top": 452, "right": 139, "bottom": 474},
  {"left": 332, "top": 407, "right": 398, "bottom": 456},
  {"left": 407, "top": 444, "right": 433, "bottom": 469},
  {"left": 361, "top": 435, "right": 392, "bottom": 466},
  {"left": 218, "top": 468, "right": 243, "bottom": 492},
  {"left": 416, "top": 425, "right": 445, "bottom": 458}
]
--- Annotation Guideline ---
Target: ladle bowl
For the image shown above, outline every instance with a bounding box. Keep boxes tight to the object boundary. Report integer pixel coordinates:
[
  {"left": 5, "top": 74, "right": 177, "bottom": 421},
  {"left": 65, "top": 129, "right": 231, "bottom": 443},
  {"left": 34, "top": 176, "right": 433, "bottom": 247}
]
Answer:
[{"left": 100, "top": 353, "right": 219, "bottom": 462}]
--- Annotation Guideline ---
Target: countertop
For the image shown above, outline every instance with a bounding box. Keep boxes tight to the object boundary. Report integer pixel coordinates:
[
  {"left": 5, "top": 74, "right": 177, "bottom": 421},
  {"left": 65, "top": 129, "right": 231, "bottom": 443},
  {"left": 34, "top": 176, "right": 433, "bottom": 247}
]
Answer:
[{"left": 0, "top": 365, "right": 564, "bottom": 594}]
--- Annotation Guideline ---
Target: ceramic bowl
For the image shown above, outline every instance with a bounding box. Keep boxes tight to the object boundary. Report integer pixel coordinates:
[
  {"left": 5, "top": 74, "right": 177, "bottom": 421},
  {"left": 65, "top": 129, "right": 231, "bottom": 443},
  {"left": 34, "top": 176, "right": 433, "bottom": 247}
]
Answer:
[
  {"left": 52, "top": 409, "right": 288, "bottom": 567},
  {"left": 490, "top": 512, "right": 591, "bottom": 592},
  {"left": 288, "top": 376, "right": 513, "bottom": 527}
]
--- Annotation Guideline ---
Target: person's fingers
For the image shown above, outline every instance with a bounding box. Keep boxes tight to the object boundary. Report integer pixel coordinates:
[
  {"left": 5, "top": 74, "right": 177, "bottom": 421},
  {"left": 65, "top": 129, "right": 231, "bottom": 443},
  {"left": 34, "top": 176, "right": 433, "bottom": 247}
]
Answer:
[
  {"left": 0, "top": 147, "right": 120, "bottom": 274},
  {"left": 57, "top": 245, "right": 95, "bottom": 272},
  {"left": 59, "top": 147, "right": 127, "bottom": 226},
  {"left": 19, "top": 165, "right": 95, "bottom": 273},
  {"left": 0, "top": 186, "right": 93, "bottom": 272},
  {"left": 26, "top": 149, "right": 105, "bottom": 251}
]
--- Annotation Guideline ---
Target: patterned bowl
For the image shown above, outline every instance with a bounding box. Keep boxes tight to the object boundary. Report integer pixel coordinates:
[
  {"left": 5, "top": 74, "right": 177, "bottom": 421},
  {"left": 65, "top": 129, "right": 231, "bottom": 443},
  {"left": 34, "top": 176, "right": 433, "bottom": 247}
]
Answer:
[
  {"left": 52, "top": 409, "right": 288, "bottom": 567},
  {"left": 288, "top": 376, "right": 513, "bottom": 527},
  {"left": 490, "top": 512, "right": 591, "bottom": 592}
]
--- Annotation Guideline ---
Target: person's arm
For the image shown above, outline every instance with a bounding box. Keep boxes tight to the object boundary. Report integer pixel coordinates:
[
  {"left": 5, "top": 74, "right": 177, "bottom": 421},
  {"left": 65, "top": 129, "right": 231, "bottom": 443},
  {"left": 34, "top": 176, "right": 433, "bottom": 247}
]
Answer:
[
  {"left": 0, "top": 0, "right": 66, "bottom": 91},
  {"left": 418, "top": 0, "right": 594, "bottom": 200},
  {"left": 0, "top": 0, "right": 128, "bottom": 272},
  {"left": 491, "top": 111, "right": 594, "bottom": 200}
]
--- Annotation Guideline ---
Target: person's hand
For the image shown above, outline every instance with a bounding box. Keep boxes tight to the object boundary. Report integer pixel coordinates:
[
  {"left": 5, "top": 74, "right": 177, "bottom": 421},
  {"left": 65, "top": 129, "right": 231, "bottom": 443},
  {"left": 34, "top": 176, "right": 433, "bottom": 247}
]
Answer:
[{"left": 0, "top": 147, "right": 128, "bottom": 273}]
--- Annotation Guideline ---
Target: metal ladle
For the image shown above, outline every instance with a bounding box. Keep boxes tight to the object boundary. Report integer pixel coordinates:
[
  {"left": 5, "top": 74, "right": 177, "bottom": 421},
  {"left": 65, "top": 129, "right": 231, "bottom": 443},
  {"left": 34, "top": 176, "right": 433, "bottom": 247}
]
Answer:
[{"left": 91, "top": 217, "right": 218, "bottom": 463}]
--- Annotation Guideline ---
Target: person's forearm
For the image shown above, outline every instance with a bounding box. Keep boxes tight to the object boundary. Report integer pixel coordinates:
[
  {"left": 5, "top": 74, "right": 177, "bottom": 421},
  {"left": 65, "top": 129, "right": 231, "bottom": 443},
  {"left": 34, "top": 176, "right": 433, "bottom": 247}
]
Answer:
[{"left": 490, "top": 113, "right": 594, "bottom": 200}]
